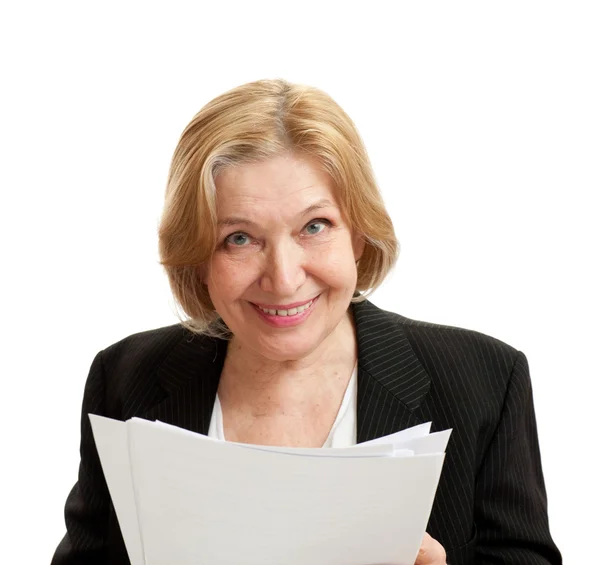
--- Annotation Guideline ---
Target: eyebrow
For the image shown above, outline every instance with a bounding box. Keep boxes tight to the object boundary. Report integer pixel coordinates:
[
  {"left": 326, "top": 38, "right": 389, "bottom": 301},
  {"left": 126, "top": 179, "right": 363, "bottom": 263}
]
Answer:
[{"left": 217, "top": 198, "right": 339, "bottom": 228}]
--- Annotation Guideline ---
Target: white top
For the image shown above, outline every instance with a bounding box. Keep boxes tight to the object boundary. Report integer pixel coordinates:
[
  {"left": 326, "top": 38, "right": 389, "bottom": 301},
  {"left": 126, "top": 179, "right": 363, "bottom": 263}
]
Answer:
[{"left": 207, "top": 363, "right": 358, "bottom": 448}]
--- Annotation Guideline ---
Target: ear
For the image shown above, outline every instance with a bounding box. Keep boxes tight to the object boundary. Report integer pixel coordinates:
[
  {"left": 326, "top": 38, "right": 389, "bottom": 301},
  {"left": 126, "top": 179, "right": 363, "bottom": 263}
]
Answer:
[{"left": 352, "top": 231, "right": 366, "bottom": 262}]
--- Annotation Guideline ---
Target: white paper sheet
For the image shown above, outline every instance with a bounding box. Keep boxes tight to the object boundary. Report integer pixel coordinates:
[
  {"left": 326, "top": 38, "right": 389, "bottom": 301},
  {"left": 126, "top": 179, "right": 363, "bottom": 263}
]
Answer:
[
  {"left": 394, "top": 429, "right": 453, "bottom": 455},
  {"left": 89, "top": 415, "right": 450, "bottom": 565},
  {"left": 154, "top": 419, "right": 397, "bottom": 457},
  {"left": 88, "top": 415, "right": 144, "bottom": 565},
  {"left": 359, "top": 421, "right": 432, "bottom": 447}
]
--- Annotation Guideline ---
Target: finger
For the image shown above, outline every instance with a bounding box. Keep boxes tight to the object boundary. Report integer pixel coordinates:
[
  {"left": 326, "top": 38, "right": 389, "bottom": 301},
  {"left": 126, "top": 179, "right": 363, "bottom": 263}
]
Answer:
[{"left": 415, "top": 532, "right": 447, "bottom": 565}]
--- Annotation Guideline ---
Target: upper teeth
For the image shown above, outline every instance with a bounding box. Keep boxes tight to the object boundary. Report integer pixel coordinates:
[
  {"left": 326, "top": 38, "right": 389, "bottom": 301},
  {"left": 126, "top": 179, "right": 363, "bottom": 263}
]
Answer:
[{"left": 258, "top": 299, "right": 314, "bottom": 316}]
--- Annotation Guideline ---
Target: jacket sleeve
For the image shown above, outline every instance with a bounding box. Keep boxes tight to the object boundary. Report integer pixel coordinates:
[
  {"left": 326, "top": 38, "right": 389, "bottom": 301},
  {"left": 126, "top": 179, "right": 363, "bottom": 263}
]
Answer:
[
  {"left": 473, "top": 351, "right": 562, "bottom": 564},
  {"left": 51, "top": 350, "right": 111, "bottom": 564}
]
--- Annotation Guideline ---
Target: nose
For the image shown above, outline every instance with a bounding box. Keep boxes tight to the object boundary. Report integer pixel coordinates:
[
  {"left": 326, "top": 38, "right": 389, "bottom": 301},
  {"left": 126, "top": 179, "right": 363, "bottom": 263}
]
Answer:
[{"left": 259, "top": 238, "right": 306, "bottom": 296}]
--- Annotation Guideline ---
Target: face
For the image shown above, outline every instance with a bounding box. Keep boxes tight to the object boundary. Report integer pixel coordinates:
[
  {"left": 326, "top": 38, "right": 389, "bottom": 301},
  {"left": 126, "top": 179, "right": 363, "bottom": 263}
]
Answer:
[{"left": 204, "top": 153, "right": 364, "bottom": 363}]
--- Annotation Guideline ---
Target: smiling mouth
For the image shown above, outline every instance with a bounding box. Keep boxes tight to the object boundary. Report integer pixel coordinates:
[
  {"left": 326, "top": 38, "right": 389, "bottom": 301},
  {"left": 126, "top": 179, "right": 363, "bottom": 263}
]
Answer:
[{"left": 251, "top": 295, "right": 320, "bottom": 317}]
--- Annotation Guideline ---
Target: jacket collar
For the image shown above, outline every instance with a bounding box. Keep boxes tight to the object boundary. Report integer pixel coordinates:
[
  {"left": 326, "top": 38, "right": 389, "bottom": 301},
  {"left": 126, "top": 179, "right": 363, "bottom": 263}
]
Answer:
[{"left": 146, "top": 298, "right": 431, "bottom": 441}]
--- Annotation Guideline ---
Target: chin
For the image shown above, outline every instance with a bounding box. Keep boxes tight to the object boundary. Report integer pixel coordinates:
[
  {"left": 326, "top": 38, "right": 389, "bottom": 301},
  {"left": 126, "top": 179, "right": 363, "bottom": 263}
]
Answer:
[{"left": 246, "top": 329, "right": 323, "bottom": 361}]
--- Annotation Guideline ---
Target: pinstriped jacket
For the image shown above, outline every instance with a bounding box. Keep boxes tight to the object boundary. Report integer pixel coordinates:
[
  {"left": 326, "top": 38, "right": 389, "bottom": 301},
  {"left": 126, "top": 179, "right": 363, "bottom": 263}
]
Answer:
[{"left": 52, "top": 298, "right": 562, "bottom": 564}]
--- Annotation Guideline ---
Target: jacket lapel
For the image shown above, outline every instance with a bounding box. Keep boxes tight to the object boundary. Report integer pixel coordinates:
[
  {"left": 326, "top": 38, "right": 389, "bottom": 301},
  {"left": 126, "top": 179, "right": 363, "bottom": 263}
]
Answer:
[{"left": 352, "top": 299, "right": 432, "bottom": 442}]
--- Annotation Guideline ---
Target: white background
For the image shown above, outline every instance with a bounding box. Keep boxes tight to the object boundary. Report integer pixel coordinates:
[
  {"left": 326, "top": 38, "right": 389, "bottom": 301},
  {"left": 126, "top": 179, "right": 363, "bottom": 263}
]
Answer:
[{"left": 1, "top": 2, "right": 598, "bottom": 563}]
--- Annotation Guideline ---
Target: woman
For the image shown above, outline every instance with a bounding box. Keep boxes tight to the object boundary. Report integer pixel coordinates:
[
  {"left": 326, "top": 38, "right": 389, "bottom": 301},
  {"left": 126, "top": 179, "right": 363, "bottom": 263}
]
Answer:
[{"left": 52, "top": 79, "right": 561, "bottom": 564}]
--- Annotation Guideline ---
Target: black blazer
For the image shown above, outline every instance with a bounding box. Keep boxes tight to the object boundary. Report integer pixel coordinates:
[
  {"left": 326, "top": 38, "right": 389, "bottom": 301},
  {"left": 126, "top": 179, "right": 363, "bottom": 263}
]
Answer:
[{"left": 52, "top": 298, "right": 561, "bottom": 565}]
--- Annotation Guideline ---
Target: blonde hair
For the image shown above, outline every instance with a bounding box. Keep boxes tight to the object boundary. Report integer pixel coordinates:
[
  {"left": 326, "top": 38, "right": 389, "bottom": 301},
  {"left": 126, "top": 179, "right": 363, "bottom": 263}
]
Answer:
[{"left": 158, "top": 79, "right": 399, "bottom": 337}]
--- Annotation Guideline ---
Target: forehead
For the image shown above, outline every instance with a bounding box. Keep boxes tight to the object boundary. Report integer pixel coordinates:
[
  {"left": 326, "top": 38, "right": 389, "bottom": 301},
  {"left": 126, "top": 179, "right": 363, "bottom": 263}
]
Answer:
[{"left": 214, "top": 154, "right": 338, "bottom": 213}]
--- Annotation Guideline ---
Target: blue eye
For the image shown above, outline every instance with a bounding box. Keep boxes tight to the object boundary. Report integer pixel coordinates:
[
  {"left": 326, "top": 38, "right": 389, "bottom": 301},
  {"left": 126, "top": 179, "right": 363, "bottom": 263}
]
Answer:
[
  {"left": 225, "top": 233, "right": 250, "bottom": 246},
  {"left": 305, "top": 219, "right": 331, "bottom": 235}
]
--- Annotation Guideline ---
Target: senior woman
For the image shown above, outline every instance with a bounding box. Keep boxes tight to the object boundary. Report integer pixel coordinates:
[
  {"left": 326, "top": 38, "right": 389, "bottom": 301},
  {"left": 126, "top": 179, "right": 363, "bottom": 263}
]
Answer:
[{"left": 52, "top": 79, "right": 561, "bottom": 565}]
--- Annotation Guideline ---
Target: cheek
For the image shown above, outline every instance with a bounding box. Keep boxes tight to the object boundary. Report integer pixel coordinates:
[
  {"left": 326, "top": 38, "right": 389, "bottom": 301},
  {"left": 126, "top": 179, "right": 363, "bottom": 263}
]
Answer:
[
  {"left": 208, "top": 256, "right": 258, "bottom": 298},
  {"left": 310, "top": 245, "right": 358, "bottom": 282}
]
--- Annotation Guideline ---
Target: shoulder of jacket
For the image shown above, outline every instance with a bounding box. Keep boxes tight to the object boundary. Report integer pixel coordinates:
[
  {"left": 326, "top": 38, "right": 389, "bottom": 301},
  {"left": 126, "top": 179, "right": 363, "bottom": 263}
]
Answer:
[
  {"left": 364, "top": 302, "right": 521, "bottom": 369},
  {"left": 400, "top": 315, "right": 517, "bottom": 354},
  {"left": 101, "top": 323, "right": 191, "bottom": 357},
  {"left": 97, "top": 323, "right": 197, "bottom": 384},
  {"left": 387, "top": 312, "right": 523, "bottom": 403},
  {"left": 93, "top": 324, "right": 206, "bottom": 416}
]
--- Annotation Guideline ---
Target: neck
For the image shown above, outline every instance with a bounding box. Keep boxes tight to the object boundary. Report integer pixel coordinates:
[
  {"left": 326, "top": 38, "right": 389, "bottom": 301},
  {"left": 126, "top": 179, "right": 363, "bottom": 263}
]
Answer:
[{"left": 218, "top": 310, "right": 358, "bottom": 414}]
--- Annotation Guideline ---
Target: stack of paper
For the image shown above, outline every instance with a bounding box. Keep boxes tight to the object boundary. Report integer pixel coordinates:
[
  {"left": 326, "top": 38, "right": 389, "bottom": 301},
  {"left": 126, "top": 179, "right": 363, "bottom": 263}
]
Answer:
[{"left": 89, "top": 415, "right": 451, "bottom": 565}]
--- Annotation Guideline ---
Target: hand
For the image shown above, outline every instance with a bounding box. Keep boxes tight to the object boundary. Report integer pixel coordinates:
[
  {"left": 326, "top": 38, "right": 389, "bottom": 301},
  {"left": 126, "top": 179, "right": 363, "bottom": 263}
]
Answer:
[{"left": 414, "top": 532, "right": 446, "bottom": 565}]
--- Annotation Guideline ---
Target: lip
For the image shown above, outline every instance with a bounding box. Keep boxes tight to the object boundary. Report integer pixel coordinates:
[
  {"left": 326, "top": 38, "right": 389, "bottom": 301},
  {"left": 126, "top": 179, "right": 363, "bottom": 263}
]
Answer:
[{"left": 251, "top": 295, "right": 320, "bottom": 310}]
